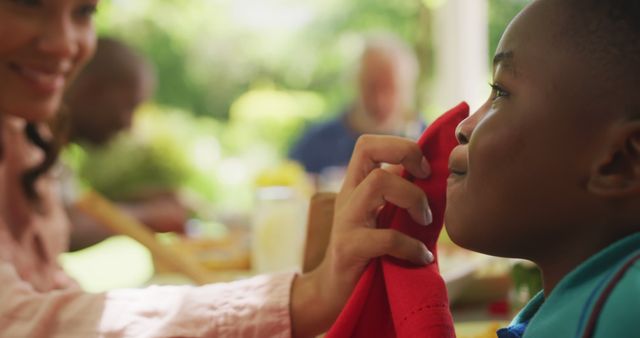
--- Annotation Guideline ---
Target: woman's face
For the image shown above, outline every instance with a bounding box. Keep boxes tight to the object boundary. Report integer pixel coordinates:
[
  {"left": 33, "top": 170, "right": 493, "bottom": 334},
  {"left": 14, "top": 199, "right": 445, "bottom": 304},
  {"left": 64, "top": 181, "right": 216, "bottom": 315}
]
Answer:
[{"left": 0, "top": 0, "right": 98, "bottom": 122}]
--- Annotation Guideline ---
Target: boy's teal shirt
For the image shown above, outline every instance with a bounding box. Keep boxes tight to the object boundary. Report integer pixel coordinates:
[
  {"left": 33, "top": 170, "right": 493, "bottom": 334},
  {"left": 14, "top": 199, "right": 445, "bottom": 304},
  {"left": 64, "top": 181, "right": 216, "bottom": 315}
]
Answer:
[{"left": 500, "top": 232, "right": 640, "bottom": 338}]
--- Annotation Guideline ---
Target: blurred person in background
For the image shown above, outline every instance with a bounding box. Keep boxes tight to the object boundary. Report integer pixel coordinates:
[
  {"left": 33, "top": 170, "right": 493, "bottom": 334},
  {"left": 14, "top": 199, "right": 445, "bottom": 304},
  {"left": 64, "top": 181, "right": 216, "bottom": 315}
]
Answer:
[
  {"left": 66, "top": 37, "right": 153, "bottom": 145},
  {"left": 289, "top": 32, "right": 423, "bottom": 177},
  {"left": 62, "top": 37, "right": 188, "bottom": 250}
]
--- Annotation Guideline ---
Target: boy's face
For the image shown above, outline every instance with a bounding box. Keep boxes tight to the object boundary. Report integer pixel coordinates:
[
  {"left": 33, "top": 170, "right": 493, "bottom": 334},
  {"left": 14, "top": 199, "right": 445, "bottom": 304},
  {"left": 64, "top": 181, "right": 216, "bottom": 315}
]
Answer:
[{"left": 445, "top": 0, "right": 607, "bottom": 258}]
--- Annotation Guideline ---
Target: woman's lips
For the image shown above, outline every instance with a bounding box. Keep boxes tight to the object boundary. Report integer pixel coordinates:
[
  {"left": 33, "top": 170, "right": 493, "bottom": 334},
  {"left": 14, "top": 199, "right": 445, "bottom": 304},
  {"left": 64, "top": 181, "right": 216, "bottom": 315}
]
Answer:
[{"left": 9, "top": 62, "right": 67, "bottom": 95}]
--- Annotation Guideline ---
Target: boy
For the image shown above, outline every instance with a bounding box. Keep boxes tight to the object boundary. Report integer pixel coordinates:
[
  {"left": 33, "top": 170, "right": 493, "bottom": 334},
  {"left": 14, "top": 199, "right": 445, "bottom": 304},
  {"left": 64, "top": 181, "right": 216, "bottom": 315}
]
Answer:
[{"left": 444, "top": 0, "right": 640, "bottom": 336}]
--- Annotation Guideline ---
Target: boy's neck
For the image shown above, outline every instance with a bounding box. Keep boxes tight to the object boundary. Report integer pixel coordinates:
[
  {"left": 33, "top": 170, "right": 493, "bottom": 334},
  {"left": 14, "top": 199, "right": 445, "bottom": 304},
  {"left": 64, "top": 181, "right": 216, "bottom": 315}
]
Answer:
[{"left": 537, "top": 229, "right": 637, "bottom": 296}]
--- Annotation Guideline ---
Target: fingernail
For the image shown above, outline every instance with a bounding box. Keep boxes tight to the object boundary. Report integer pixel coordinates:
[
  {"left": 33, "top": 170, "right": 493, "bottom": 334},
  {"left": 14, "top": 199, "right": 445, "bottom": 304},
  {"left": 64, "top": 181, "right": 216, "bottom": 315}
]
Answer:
[
  {"left": 422, "top": 207, "right": 433, "bottom": 226},
  {"left": 421, "top": 157, "right": 431, "bottom": 178},
  {"left": 422, "top": 246, "right": 434, "bottom": 264}
]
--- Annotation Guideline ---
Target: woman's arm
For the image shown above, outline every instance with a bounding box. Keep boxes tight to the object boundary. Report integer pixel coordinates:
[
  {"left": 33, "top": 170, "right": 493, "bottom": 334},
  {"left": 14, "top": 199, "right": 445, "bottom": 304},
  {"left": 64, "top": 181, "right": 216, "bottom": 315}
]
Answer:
[
  {"left": 0, "top": 262, "right": 295, "bottom": 337},
  {"left": 1, "top": 134, "right": 430, "bottom": 338}
]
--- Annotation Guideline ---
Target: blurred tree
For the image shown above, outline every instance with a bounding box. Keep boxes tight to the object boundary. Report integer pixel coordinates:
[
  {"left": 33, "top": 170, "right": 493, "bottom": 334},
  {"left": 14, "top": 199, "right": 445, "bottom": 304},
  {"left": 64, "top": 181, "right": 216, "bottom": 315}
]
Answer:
[
  {"left": 95, "top": 0, "right": 425, "bottom": 121},
  {"left": 95, "top": 0, "right": 526, "bottom": 119},
  {"left": 489, "top": 0, "right": 529, "bottom": 60}
]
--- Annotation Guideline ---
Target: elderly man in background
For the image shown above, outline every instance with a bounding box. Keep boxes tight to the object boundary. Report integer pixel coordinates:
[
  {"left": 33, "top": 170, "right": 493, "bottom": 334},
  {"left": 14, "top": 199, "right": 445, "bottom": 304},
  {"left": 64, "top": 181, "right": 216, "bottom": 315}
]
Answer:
[{"left": 289, "top": 33, "right": 423, "bottom": 177}]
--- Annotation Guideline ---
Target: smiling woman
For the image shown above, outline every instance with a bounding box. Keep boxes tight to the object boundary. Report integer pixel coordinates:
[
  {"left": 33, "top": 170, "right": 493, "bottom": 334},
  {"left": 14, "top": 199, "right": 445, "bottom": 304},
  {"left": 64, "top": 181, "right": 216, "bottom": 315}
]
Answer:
[
  {"left": 0, "top": 0, "right": 98, "bottom": 202},
  {"left": 0, "top": 0, "right": 97, "bottom": 122}
]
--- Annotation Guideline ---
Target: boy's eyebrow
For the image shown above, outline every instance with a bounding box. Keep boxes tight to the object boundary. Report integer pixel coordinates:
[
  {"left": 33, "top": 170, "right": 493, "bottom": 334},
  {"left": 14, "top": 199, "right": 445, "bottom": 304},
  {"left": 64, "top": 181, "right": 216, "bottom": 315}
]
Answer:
[
  {"left": 493, "top": 51, "right": 514, "bottom": 66},
  {"left": 493, "top": 51, "right": 516, "bottom": 75}
]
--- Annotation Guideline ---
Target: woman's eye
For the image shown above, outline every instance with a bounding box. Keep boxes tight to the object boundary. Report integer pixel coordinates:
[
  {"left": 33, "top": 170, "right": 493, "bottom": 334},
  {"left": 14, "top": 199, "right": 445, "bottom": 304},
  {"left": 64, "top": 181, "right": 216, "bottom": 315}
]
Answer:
[
  {"left": 489, "top": 82, "right": 509, "bottom": 101},
  {"left": 76, "top": 4, "right": 97, "bottom": 18},
  {"left": 10, "top": 0, "right": 41, "bottom": 6}
]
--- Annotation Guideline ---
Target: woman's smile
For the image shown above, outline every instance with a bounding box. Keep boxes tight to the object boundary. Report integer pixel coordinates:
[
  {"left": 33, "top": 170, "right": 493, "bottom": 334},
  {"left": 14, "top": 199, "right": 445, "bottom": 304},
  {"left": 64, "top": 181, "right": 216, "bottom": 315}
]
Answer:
[{"left": 9, "top": 61, "right": 69, "bottom": 95}]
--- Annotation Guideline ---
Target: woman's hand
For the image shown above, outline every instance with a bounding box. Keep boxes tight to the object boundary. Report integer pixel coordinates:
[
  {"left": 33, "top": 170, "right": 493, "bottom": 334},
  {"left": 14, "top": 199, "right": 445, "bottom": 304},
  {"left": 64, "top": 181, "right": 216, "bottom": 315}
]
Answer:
[{"left": 291, "top": 135, "right": 434, "bottom": 338}]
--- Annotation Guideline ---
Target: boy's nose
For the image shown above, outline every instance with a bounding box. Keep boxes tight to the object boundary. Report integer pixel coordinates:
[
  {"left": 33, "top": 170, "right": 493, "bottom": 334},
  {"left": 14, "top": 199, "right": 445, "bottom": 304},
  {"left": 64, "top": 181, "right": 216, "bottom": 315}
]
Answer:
[
  {"left": 455, "top": 104, "right": 487, "bottom": 145},
  {"left": 456, "top": 116, "right": 475, "bottom": 145},
  {"left": 455, "top": 123, "right": 468, "bottom": 145}
]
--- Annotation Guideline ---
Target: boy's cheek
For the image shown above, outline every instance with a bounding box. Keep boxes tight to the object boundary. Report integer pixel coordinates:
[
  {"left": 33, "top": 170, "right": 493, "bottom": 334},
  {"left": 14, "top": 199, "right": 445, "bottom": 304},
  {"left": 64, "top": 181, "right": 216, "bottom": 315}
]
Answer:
[{"left": 445, "top": 150, "right": 526, "bottom": 251}]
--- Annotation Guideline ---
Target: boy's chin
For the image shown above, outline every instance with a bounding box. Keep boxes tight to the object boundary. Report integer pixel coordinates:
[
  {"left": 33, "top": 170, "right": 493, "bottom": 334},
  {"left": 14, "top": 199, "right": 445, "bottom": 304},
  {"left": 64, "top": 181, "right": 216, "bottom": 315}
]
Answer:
[
  {"left": 444, "top": 220, "right": 476, "bottom": 251},
  {"left": 443, "top": 211, "right": 477, "bottom": 250},
  {"left": 444, "top": 212, "right": 507, "bottom": 257}
]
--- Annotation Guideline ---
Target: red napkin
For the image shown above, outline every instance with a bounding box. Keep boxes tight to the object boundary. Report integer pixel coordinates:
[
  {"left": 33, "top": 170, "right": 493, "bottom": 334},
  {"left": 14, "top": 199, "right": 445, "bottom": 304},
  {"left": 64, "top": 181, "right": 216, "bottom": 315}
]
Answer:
[{"left": 326, "top": 102, "right": 470, "bottom": 338}]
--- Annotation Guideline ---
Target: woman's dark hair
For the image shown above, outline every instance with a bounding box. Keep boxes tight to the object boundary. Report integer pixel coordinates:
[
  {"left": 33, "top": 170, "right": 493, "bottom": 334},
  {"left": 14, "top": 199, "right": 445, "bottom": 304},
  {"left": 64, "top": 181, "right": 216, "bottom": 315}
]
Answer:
[{"left": 21, "top": 109, "right": 69, "bottom": 204}]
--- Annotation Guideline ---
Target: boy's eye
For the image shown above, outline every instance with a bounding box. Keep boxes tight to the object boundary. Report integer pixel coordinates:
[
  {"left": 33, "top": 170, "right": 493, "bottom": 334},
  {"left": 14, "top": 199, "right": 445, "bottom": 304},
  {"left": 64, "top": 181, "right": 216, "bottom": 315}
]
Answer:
[{"left": 489, "top": 82, "right": 510, "bottom": 101}]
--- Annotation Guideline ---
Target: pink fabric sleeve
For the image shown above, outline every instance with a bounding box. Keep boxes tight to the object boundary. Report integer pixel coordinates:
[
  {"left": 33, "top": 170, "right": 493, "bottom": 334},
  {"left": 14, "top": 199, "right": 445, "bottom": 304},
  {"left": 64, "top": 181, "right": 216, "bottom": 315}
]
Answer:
[{"left": 0, "top": 262, "right": 295, "bottom": 338}]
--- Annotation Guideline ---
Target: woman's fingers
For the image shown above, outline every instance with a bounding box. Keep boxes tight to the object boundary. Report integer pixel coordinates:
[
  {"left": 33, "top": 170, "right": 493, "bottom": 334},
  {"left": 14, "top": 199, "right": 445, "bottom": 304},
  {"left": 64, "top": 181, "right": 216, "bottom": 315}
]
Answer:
[
  {"left": 345, "top": 228, "right": 434, "bottom": 266},
  {"left": 340, "top": 135, "right": 430, "bottom": 198},
  {"left": 305, "top": 136, "right": 434, "bottom": 335},
  {"left": 342, "top": 168, "right": 432, "bottom": 228},
  {"left": 381, "top": 163, "right": 404, "bottom": 176}
]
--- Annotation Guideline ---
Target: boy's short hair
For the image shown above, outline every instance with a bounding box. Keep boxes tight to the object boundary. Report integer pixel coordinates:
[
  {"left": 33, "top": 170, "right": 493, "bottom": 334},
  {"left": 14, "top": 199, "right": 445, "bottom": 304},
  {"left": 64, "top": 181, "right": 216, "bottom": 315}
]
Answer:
[{"left": 562, "top": 0, "right": 640, "bottom": 116}]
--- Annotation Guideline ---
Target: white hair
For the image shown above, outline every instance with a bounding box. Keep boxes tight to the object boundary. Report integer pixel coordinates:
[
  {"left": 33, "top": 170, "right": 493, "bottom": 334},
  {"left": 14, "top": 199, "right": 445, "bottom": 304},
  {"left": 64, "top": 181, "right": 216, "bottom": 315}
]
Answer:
[{"left": 359, "top": 32, "right": 421, "bottom": 112}]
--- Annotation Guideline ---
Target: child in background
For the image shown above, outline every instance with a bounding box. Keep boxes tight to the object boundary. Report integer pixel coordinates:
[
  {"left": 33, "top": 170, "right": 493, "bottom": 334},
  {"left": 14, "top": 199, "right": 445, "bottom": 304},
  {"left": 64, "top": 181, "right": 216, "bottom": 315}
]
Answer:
[{"left": 445, "top": 0, "right": 639, "bottom": 336}]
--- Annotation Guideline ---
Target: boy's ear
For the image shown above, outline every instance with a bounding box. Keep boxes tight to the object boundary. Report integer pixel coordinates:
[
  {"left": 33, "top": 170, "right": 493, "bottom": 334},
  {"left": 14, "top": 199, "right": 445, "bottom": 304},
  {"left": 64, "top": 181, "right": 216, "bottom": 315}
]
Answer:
[{"left": 588, "top": 121, "right": 640, "bottom": 197}]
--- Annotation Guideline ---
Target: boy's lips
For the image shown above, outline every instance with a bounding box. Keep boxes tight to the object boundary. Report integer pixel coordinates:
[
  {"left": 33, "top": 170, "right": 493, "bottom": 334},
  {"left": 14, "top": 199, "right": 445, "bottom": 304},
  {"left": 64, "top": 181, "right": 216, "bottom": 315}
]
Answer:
[
  {"left": 448, "top": 167, "right": 467, "bottom": 176},
  {"left": 8, "top": 61, "right": 70, "bottom": 95},
  {"left": 448, "top": 146, "right": 468, "bottom": 177}
]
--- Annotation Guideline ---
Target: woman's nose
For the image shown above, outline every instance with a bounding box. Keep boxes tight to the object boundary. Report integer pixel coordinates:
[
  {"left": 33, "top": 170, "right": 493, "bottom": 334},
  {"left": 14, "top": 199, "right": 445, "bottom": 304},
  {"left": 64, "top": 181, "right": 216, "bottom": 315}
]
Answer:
[{"left": 38, "top": 16, "right": 78, "bottom": 59}]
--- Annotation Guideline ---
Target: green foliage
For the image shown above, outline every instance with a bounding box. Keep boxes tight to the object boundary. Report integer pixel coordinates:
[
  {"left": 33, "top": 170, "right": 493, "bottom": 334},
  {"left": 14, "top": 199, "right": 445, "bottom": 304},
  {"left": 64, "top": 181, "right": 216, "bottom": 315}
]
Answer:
[
  {"left": 489, "top": 0, "right": 529, "bottom": 60},
  {"left": 95, "top": 0, "right": 425, "bottom": 120},
  {"left": 76, "top": 131, "right": 193, "bottom": 201},
  {"left": 511, "top": 262, "right": 543, "bottom": 301},
  {"left": 225, "top": 88, "right": 325, "bottom": 154}
]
